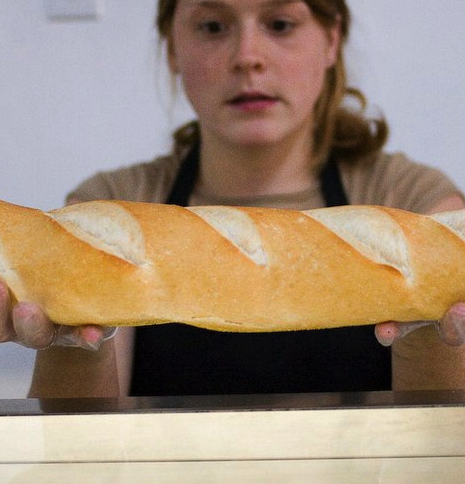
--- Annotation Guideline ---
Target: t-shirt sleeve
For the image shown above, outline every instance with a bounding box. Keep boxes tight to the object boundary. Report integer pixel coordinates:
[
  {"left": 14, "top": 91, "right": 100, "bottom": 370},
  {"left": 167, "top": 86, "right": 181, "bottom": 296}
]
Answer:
[
  {"left": 65, "top": 156, "right": 179, "bottom": 205},
  {"left": 343, "top": 152, "right": 463, "bottom": 214},
  {"left": 66, "top": 171, "right": 115, "bottom": 203}
]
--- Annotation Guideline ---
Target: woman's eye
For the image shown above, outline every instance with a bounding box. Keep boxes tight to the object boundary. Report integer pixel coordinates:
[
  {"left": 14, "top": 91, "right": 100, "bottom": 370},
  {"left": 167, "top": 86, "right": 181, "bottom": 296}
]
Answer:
[
  {"left": 198, "top": 20, "right": 226, "bottom": 35},
  {"left": 269, "top": 19, "right": 296, "bottom": 33}
]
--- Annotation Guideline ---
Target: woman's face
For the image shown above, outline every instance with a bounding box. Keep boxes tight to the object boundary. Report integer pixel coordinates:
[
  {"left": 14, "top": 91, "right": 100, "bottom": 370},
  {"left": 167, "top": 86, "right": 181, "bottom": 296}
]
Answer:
[{"left": 169, "top": 0, "right": 340, "bottom": 149}]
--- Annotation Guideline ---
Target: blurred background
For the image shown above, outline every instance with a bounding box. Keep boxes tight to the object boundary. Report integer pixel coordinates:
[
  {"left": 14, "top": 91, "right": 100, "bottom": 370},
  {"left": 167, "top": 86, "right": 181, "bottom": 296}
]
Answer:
[{"left": 0, "top": 0, "right": 464, "bottom": 397}]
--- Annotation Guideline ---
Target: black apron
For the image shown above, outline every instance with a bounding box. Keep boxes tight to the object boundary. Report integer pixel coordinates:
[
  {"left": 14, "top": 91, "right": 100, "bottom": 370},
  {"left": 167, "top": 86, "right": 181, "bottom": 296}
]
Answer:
[{"left": 130, "top": 146, "right": 391, "bottom": 396}]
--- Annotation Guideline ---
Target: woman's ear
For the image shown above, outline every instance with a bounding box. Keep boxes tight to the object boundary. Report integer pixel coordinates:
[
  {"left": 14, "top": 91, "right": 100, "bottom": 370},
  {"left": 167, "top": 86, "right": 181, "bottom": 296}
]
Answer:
[{"left": 325, "top": 16, "right": 342, "bottom": 68}]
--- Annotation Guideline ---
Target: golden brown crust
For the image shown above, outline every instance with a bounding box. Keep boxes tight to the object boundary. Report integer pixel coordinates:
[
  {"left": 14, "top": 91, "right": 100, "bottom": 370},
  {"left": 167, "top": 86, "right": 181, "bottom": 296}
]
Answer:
[{"left": 0, "top": 199, "right": 464, "bottom": 331}]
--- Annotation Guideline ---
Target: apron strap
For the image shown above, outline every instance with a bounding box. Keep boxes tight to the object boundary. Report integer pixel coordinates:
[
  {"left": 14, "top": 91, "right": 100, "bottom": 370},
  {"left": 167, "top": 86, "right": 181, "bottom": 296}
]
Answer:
[
  {"left": 319, "top": 153, "right": 349, "bottom": 207},
  {"left": 165, "top": 144, "right": 200, "bottom": 206}
]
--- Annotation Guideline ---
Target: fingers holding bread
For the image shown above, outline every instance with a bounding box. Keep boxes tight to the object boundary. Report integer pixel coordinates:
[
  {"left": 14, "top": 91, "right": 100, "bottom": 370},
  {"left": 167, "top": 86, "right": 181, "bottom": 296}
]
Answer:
[
  {"left": 437, "top": 302, "right": 465, "bottom": 346},
  {"left": 375, "top": 302, "right": 465, "bottom": 348},
  {"left": 0, "top": 281, "right": 14, "bottom": 343},
  {"left": 12, "top": 301, "right": 56, "bottom": 349},
  {"left": 0, "top": 279, "right": 111, "bottom": 350},
  {"left": 0, "top": 280, "right": 54, "bottom": 349}
]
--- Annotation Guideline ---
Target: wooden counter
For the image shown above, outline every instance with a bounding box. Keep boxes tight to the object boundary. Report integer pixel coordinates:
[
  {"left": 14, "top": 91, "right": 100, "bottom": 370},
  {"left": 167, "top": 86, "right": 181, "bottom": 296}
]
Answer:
[{"left": 0, "top": 391, "right": 464, "bottom": 483}]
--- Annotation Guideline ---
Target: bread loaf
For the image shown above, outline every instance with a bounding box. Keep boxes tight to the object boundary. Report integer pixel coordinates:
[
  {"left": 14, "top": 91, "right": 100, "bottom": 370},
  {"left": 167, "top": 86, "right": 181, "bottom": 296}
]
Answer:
[{"left": 0, "top": 199, "right": 464, "bottom": 331}]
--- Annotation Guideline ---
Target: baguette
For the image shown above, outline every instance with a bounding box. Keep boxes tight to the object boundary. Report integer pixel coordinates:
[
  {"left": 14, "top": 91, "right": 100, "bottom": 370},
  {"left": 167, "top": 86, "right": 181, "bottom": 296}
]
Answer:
[{"left": 0, "top": 199, "right": 464, "bottom": 331}]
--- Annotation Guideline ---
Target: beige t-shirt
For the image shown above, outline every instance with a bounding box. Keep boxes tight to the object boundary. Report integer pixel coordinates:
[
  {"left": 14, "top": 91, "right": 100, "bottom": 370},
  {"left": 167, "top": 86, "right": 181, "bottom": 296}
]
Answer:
[{"left": 67, "top": 150, "right": 460, "bottom": 214}]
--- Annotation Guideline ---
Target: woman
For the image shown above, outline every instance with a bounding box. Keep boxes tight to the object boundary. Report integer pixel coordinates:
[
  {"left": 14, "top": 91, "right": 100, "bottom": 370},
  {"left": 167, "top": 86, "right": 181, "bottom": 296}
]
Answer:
[{"left": 3, "top": 0, "right": 465, "bottom": 397}]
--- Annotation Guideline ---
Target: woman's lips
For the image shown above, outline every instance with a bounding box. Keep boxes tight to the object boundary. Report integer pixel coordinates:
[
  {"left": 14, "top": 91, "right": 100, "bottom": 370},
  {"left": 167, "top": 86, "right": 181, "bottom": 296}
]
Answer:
[{"left": 228, "top": 93, "right": 278, "bottom": 112}]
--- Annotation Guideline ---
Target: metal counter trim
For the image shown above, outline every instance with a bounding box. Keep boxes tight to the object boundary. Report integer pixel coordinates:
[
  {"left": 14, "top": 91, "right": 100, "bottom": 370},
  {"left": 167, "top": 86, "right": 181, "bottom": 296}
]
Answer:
[{"left": 1, "top": 390, "right": 465, "bottom": 416}]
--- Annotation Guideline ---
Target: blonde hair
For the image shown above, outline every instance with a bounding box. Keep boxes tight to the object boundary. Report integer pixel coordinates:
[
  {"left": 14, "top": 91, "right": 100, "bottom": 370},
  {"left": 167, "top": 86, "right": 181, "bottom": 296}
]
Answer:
[{"left": 157, "top": 0, "right": 388, "bottom": 169}]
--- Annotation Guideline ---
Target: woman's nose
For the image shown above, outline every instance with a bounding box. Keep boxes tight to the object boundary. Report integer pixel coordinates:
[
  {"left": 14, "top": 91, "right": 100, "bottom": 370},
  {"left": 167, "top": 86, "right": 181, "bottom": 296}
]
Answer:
[{"left": 230, "top": 24, "right": 266, "bottom": 73}]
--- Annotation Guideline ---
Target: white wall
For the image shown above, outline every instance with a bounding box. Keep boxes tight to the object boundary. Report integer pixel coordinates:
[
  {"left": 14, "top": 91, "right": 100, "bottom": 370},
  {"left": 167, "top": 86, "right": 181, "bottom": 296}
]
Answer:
[
  {"left": 0, "top": 0, "right": 464, "bottom": 398},
  {"left": 347, "top": 0, "right": 465, "bottom": 184}
]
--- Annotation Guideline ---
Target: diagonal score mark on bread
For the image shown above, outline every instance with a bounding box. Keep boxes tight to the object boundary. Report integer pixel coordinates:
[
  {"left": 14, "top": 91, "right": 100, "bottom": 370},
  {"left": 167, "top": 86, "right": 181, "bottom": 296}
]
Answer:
[
  {"left": 187, "top": 206, "right": 269, "bottom": 267},
  {"left": 303, "top": 206, "right": 412, "bottom": 281},
  {"left": 431, "top": 210, "right": 465, "bottom": 241},
  {"left": 46, "top": 201, "right": 148, "bottom": 266}
]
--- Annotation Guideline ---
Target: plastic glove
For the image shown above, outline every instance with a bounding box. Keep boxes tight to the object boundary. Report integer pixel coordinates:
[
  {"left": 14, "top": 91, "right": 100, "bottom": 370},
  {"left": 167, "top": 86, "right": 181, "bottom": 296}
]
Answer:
[
  {"left": 375, "top": 302, "right": 465, "bottom": 347},
  {"left": 0, "top": 281, "right": 116, "bottom": 351}
]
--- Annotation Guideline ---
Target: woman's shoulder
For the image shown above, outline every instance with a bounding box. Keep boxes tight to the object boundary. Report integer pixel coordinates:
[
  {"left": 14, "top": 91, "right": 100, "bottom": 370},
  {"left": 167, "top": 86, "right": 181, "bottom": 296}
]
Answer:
[
  {"left": 340, "top": 151, "right": 461, "bottom": 213},
  {"left": 66, "top": 153, "right": 182, "bottom": 203}
]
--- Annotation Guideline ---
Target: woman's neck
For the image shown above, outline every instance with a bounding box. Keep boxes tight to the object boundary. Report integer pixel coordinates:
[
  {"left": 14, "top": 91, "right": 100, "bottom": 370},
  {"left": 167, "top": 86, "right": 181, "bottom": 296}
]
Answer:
[{"left": 196, "top": 134, "right": 318, "bottom": 199}]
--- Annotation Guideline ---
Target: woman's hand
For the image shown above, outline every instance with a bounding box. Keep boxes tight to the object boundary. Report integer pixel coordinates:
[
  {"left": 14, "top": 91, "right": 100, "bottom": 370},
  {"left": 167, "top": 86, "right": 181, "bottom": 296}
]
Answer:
[
  {"left": 375, "top": 302, "right": 465, "bottom": 347},
  {"left": 0, "top": 281, "right": 115, "bottom": 351}
]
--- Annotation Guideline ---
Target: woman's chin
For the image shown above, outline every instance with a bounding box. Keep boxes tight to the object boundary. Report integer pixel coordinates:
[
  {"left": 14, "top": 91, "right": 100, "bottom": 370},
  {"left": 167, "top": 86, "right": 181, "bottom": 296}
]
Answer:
[{"left": 221, "top": 128, "right": 290, "bottom": 148}]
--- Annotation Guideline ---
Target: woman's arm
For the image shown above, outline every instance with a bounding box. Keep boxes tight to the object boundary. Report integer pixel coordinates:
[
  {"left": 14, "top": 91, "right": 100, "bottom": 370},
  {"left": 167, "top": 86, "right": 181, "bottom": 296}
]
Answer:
[
  {"left": 28, "top": 327, "right": 134, "bottom": 398},
  {"left": 425, "top": 193, "right": 465, "bottom": 214}
]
